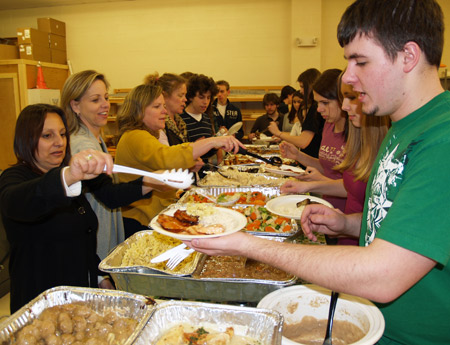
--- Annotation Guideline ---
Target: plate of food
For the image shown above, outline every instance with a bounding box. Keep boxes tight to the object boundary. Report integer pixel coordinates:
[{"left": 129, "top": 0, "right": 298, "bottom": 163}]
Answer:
[
  {"left": 150, "top": 203, "right": 247, "bottom": 240},
  {"left": 263, "top": 164, "right": 305, "bottom": 177},
  {"left": 265, "top": 195, "right": 333, "bottom": 220}
]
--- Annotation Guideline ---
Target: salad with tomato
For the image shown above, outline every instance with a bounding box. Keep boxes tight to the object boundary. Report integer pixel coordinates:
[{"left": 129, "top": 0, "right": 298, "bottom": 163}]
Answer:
[{"left": 238, "top": 205, "right": 293, "bottom": 233}]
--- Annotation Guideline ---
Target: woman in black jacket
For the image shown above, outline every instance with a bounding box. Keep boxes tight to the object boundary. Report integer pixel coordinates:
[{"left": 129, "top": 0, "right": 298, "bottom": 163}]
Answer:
[{"left": 0, "top": 104, "right": 158, "bottom": 313}]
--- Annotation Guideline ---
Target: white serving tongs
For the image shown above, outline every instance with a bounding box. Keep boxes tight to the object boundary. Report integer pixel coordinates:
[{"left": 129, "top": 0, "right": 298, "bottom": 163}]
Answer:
[{"left": 109, "top": 164, "right": 194, "bottom": 189}]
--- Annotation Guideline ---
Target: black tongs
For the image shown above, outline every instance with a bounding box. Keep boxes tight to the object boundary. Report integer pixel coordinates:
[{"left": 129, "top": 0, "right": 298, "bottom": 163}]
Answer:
[{"left": 238, "top": 147, "right": 282, "bottom": 166}]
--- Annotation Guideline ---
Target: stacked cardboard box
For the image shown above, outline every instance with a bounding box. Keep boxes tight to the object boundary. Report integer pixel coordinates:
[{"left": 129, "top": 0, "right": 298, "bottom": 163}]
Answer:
[
  {"left": 0, "top": 37, "right": 19, "bottom": 59},
  {"left": 38, "top": 18, "right": 67, "bottom": 64},
  {"left": 17, "top": 27, "right": 51, "bottom": 62},
  {"left": 16, "top": 18, "right": 67, "bottom": 64}
]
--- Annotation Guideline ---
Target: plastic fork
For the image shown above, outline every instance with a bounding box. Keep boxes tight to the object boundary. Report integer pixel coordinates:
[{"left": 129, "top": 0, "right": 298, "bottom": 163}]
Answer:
[{"left": 166, "top": 247, "right": 195, "bottom": 270}]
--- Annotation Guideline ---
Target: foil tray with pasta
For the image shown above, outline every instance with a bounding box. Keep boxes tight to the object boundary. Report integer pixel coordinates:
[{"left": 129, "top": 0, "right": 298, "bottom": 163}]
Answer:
[
  {"left": 101, "top": 235, "right": 298, "bottom": 303},
  {"left": 99, "top": 231, "right": 201, "bottom": 276},
  {"left": 0, "top": 286, "right": 155, "bottom": 345},
  {"left": 134, "top": 300, "right": 283, "bottom": 345}
]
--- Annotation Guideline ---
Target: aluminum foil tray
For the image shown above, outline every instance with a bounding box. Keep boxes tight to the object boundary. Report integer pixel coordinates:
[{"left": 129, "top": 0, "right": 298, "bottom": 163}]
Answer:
[
  {"left": 103, "top": 235, "right": 297, "bottom": 303},
  {"left": 0, "top": 286, "right": 155, "bottom": 345},
  {"left": 178, "top": 185, "right": 281, "bottom": 203},
  {"left": 197, "top": 171, "right": 288, "bottom": 187},
  {"left": 134, "top": 300, "right": 283, "bottom": 345},
  {"left": 99, "top": 231, "right": 201, "bottom": 277},
  {"left": 178, "top": 187, "right": 299, "bottom": 237}
]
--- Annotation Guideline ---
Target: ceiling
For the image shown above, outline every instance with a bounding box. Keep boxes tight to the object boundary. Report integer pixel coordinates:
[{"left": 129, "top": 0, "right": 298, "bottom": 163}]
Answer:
[{"left": 0, "top": 0, "right": 131, "bottom": 11}]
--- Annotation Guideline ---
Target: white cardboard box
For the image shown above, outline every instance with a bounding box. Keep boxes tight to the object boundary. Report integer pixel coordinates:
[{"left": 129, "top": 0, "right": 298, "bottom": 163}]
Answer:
[{"left": 27, "top": 89, "right": 60, "bottom": 105}]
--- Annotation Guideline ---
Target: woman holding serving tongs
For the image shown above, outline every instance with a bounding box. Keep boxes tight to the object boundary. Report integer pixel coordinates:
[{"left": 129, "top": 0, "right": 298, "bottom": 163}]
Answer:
[{"left": 0, "top": 104, "right": 165, "bottom": 313}]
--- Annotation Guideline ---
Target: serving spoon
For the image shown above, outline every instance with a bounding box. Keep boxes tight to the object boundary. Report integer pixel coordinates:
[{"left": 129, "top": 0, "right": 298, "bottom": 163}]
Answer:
[
  {"left": 237, "top": 147, "right": 282, "bottom": 166},
  {"left": 323, "top": 291, "right": 340, "bottom": 345}
]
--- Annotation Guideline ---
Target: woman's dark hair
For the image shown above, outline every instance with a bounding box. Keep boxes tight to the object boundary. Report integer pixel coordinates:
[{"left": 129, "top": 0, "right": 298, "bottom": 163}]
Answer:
[
  {"left": 14, "top": 104, "right": 71, "bottom": 174},
  {"left": 280, "top": 85, "right": 296, "bottom": 102},
  {"left": 313, "top": 69, "right": 342, "bottom": 101},
  {"left": 297, "top": 68, "right": 321, "bottom": 114},
  {"left": 313, "top": 69, "right": 349, "bottom": 140},
  {"left": 337, "top": 0, "right": 443, "bottom": 67},
  {"left": 288, "top": 91, "right": 303, "bottom": 124}
]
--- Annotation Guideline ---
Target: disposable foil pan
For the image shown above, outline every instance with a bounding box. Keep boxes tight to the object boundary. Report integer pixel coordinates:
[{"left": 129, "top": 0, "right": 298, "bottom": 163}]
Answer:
[
  {"left": 179, "top": 187, "right": 297, "bottom": 237},
  {"left": 99, "top": 231, "right": 201, "bottom": 277},
  {"left": 134, "top": 300, "right": 283, "bottom": 345},
  {"left": 178, "top": 185, "right": 281, "bottom": 203},
  {"left": 0, "top": 286, "right": 155, "bottom": 345},
  {"left": 197, "top": 171, "right": 288, "bottom": 188},
  {"left": 101, "top": 236, "right": 297, "bottom": 303}
]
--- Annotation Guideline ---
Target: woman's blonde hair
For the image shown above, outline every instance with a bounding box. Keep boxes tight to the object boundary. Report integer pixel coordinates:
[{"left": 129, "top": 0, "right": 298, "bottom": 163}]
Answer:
[
  {"left": 144, "top": 72, "right": 186, "bottom": 98},
  {"left": 60, "top": 70, "right": 109, "bottom": 134},
  {"left": 336, "top": 115, "right": 390, "bottom": 181},
  {"left": 335, "top": 70, "right": 390, "bottom": 181},
  {"left": 116, "top": 83, "right": 163, "bottom": 139}
]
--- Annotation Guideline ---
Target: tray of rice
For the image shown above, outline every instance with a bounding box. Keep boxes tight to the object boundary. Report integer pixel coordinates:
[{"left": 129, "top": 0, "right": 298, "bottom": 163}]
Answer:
[
  {"left": 134, "top": 300, "right": 283, "bottom": 345},
  {"left": 0, "top": 286, "right": 155, "bottom": 345},
  {"left": 101, "top": 235, "right": 298, "bottom": 303},
  {"left": 99, "top": 231, "right": 201, "bottom": 276}
]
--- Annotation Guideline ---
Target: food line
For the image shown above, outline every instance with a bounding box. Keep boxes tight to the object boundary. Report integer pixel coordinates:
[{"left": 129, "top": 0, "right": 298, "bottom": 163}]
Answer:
[
  {"left": 0, "top": 144, "right": 381, "bottom": 345},
  {"left": 98, "top": 143, "right": 326, "bottom": 304}
]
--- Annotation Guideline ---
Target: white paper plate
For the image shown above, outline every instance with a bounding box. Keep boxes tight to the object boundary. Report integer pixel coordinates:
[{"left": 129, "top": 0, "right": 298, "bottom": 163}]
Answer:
[
  {"left": 264, "top": 164, "right": 305, "bottom": 177},
  {"left": 227, "top": 121, "right": 243, "bottom": 136},
  {"left": 265, "top": 195, "right": 333, "bottom": 220},
  {"left": 150, "top": 204, "right": 247, "bottom": 240}
]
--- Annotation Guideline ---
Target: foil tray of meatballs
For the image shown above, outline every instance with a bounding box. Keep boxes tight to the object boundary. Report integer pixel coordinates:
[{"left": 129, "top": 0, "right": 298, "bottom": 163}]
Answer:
[{"left": 0, "top": 286, "right": 155, "bottom": 345}]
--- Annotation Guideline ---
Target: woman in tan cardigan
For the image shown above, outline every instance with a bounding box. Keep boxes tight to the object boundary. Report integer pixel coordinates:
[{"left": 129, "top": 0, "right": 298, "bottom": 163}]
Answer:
[{"left": 115, "top": 83, "right": 244, "bottom": 237}]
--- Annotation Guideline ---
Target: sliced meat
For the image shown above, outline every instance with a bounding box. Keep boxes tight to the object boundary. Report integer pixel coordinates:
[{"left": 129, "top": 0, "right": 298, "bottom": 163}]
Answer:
[
  {"left": 157, "top": 214, "right": 188, "bottom": 233},
  {"left": 174, "top": 209, "right": 199, "bottom": 225}
]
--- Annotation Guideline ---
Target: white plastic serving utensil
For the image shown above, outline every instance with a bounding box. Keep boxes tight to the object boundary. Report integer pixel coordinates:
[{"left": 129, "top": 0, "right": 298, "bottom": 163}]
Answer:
[
  {"left": 110, "top": 164, "right": 194, "bottom": 189},
  {"left": 150, "top": 243, "right": 187, "bottom": 263},
  {"left": 227, "top": 121, "right": 243, "bottom": 136},
  {"left": 166, "top": 247, "right": 196, "bottom": 270},
  {"left": 194, "top": 189, "right": 240, "bottom": 206}
]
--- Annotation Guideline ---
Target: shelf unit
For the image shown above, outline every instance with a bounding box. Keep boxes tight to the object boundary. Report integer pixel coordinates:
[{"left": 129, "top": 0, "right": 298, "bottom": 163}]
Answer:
[{"left": 0, "top": 59, "right": 69, "bottom": 170}]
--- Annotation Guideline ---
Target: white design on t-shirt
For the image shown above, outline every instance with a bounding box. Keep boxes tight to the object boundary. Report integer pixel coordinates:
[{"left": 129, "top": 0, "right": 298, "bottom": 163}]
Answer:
[{"left": 365, "top": 141, "right": 404, "bottom": 246}]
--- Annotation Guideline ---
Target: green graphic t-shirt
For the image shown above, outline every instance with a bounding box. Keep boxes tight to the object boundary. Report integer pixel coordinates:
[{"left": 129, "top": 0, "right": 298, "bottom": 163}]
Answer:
[{"left": 361, "top": 91, "right": 450, "bottom": 345}]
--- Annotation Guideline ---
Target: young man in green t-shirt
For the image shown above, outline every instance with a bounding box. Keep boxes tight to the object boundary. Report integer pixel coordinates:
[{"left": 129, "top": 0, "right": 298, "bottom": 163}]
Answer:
[{"left": 186, "top": 1, "right": 450, "bottom": 344}]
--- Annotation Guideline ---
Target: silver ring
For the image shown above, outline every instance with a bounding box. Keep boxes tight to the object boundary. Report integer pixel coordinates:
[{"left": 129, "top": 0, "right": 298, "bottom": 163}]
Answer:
[{"left": 86, "top": 154, "right": 93, "bottom": 161}]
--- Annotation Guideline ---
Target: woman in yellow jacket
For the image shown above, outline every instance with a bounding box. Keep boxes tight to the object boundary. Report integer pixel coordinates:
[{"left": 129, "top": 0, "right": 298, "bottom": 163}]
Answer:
[{"left": 115, "top": 83, "right": 244, "bottom": 237}]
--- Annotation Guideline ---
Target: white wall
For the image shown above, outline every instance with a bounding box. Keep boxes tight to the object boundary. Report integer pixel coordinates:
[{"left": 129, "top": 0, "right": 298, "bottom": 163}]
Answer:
[{"left": 0, "top": 0, "right": 448, "bottom": 91}]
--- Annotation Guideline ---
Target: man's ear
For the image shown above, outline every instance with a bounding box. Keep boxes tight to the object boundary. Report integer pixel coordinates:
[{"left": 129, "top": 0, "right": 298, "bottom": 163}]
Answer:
[{"left": 402, "top": 41, "right": 420, "bottom": 73}]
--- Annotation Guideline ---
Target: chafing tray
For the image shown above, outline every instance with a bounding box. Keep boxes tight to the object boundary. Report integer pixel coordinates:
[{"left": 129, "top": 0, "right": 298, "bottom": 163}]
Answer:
[
  {"left": 179, "top": 185, "right": 281, "bottom": 203},
  {"left": 178, "top": 186, "right": 299, "bottom": 237},
  {"left": 197, "top": 171, "right": 288, "bottom": 187},
  {"left": 0, "top": 286, "right": 154, "bottom": 345},
  {"left": 134, "top": 300, "right": 283, "bottom": 345},
  {"left": 101, "top": 235, "right": 298, "bottom": 303},
  {"left": 99, "top": 231, "right": 201, "bottom": 277}
]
